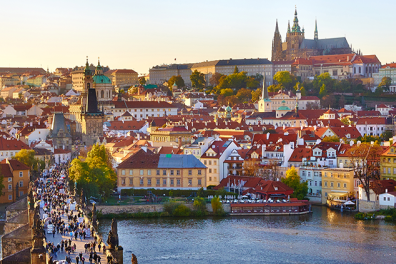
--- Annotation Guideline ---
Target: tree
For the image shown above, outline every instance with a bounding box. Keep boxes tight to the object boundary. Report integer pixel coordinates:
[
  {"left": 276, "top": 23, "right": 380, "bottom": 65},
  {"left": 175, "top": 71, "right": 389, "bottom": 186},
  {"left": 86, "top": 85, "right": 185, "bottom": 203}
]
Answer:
[
  {"left": 340, "top": 117, "right": 351, "bottom": 126},
  {"left": 378, "top": 77, "right": 391, "bottom": 90},
  {"left": 139, "top": 77, "right": 146, "bottom": 85},
  {"left": 319, "top": 84, "right": 327, "bottom": 98},
  {"left": 209, "top": 72, "right": 224, "bottom": 86},
  {"left": 251, "top": 88, "right": 262, "bottom": 102},
  {"left": 339, "top": 95, "right": 346, "bottom": 108},
  {"left": 236, "top": 88, "right": 252, "bottom": 103},
  {"left": 69, "top": 143, "right": 117, "bottom": 199},
  {"left": 306, "top": 102, "right": 320, "bottom": 110},
  {"left": 190, "top": 70, "right": 205, "bottom": 88},
  {"left": 211, "top": 196, "right": 224, "bottom": 216},
  {"left": 246, "top": 77, "right": 260, "bottom": 89},
  {"left": 193, "top": 197, "right": 207, "bottom": 216},
  {"left": 300, "top": 86, "right": 307, "bottom": 96},
  {"left": 347, "top": 143, "right": 382, "bottom": 201},
  {"left": 381, "top": 131, "right": 393, "bottom": 141},
  {"left": 273, "top": 71, "right": 293, "bottom": 90},
  {"left": 220, "top": 88, "right": 234, "bottom": 97},
  {"left": 242, "top": 159, "right": 260, "bottom": 176},
  {"left": 321, "top": 94, "right": 336, "bottom": 108},
  {"left": 13, "top": 149, "right": 37, "bottom": 170},
  {"left": 322, "top": 135, "right": 340, "bottom": 142},
  {"left": 281, "top": 166, "right": 308, "bottom": 200},
  {"left": 167, "top": 75, "right": 185, "bottom": 89},
  {"left": 233, "top": 66, "right": 239, "bottom": 74},
  {"left": 260, "top": 160, "right": 280, "bottom": 181}
]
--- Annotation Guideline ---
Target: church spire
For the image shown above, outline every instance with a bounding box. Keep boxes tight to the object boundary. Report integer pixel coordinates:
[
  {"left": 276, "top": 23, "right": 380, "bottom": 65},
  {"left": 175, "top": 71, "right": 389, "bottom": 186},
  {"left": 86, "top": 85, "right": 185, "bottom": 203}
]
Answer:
[
  {"left": 275, "top": 19, "right": 279, "bottom": 33},
  {"left": 262, "top": 75, "right": 268, "bottom": 100},
  {"left": 314, "top": 19, "right": 318, "bottom": 40},
  {"left": 287, "top": 20, "right": 291, "bottom": 33}
]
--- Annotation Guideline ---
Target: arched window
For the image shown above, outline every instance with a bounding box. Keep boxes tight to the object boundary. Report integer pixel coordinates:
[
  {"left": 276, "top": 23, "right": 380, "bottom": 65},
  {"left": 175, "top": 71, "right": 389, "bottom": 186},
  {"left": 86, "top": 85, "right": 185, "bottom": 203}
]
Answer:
[{"left": 101, "top": 90, "right": 104, "bottom": 98}]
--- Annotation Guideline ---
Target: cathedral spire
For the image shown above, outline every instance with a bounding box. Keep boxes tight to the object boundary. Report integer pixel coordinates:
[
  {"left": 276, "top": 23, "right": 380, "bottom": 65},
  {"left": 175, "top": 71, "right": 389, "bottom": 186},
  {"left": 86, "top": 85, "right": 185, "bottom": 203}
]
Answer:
[
  {"left": 314, "top": 19, "right": 318, "bottom": 40},
  {"left": 262, "top": 75, "right": 268, "bottom": 100},
  {"left": 275, "top": 19, "right": 279, "bottom": 33},
  {"left": 287, "top": 20, "right": 291, "bottom": 33},
  {"left": 292, "top": 6, "right": 301, "bottom": 33}
]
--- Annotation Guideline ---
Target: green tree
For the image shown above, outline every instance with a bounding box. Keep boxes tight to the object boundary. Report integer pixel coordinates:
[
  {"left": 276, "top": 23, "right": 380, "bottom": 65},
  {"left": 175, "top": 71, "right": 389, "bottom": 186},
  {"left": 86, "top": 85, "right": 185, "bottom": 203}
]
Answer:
[
  {"left": 220, "top": 88, "right": 233, "bottom": 97},
  {"left": 339, "top": 95, "right": 346, "bottom": 108},
  {"left": 319, "top": 84, "right": 327, "bottom": 98},
  {"left": 233, "top": 66, "right": 239, "bottom": 74},
  {"left": 193, "top": 197, "right": 207, "bottom": 216},
  {"left": 273, "top": 71, "right": 293, "bottom": 90},
  {"left": 378, "top": 77, "right": 392, "bottom": 90},
  {"left": 211, "top": 196, "right": 225, "bottom": 216},
  {"left": 251, "top": 88, "right": 262, "bottom": 102},
  {"left": 321, "top": 94, "right": 336, "bottom": 108},
  {"left": 381, "top": 131, "right": 393, "bottom": 141},
  {"left": 281, "top": 166, "right": 308, "bottom": 200},
  {"left": 322, "top": 135, "right": 340, "bottom": 142},
  {"left": 167, "top": 75, "right": 185, "bottom": 89},
  {"left": 197, "top": 187, "right": 204, "bottom": 197},
  {"left": 246, "top": 77, "right": 260, "bottom": 88},
  {"left": 190, "top": 70, "right": 205, "bottom": 88},
  {"left": 13, "top": 149, "right": 37, "bottom": 169},
  {"left": 139, "top": 77, "right": 146, "bottom": 85}
]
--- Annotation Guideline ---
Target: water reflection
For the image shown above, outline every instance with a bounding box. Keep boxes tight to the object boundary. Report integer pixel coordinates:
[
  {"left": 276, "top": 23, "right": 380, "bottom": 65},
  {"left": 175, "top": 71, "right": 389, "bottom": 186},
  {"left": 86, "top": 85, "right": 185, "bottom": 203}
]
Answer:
[{"left": 98, "top": 206, "right": 396, "bottom": 264}]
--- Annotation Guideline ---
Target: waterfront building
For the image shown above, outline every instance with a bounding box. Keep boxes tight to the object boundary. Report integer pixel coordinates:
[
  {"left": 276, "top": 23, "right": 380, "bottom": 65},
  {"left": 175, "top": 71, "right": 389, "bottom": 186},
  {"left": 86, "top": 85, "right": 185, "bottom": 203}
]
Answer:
[
  {"left": 321, "top": 168, "right": 354, "bottom": 205},
  {"left": 380, "top": 143, "right": 396, "bottom": 181},
  {"left": 299, "top": 166, "right": 323, "bottom": 203},
  {"left": 116, "top": 149, "right": 206, "bottom": 192},
  {"left": 0, "top": 159, "right": 30, "bottom": 203}
]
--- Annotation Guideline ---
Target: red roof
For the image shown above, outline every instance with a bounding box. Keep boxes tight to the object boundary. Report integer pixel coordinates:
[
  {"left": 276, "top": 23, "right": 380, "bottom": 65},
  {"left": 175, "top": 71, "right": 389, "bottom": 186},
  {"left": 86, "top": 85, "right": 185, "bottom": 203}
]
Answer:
[
  {"left": 289, "top": 147, "right": 313, "bottom": 162},
  {"left": 0, "top": 137, "right": 30, "bottom": 151},
  {"left": 381, "top": 63, "right": 396, "bottom": 69},
  {"left": 108, "top": 121, "right": 146, "bottom": 130},
  {"left": 356, "top": 117, "right": 386, "bottom": 125},
  {"left": 292, "top": 58, "right": 312, "bottom": 65}
]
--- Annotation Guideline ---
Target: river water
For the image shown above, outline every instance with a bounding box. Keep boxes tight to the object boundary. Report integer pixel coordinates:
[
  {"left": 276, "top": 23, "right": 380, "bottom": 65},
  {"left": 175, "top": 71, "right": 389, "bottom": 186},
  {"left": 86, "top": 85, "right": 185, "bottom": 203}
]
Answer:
[{"left": 97, "top": 206, "right": 396, "bottom": 264}]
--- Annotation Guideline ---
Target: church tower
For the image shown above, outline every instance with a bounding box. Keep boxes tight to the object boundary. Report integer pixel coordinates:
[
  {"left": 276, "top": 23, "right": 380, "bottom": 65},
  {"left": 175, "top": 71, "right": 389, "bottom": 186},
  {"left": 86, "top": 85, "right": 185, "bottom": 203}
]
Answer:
[
  {"left": 271, "top": 20, "right": 284, "bottom": 61},
  {"left": 258, "top": 76, "right": 272, "bottom": 112},
  {"left": 285, "top": 7, "right": 305, "bottom": 60},
  {"left": 81, "top": 57, "right": 94, "bottom": 110},
  {"left": 81, "top": 71, "right": 104, "bottom": 146},
  {"left": 314, "top": 19, "right": 318, "bottom": 41}
]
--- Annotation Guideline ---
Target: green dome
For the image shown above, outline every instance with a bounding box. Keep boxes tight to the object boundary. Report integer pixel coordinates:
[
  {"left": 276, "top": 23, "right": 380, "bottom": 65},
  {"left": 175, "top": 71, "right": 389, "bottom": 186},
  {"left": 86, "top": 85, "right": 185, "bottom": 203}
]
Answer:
[
  {"left": 278, "top": 106, "right": 290, "bottom": 111},
  {"left": 281, "top": 100, "right": 286, "bottom": 103},
  {"left": 93, "top": 74, "right": 111, "bottom": 84},
  {"left": 226, "top": 105, "right": 232, "bottom": 112}
]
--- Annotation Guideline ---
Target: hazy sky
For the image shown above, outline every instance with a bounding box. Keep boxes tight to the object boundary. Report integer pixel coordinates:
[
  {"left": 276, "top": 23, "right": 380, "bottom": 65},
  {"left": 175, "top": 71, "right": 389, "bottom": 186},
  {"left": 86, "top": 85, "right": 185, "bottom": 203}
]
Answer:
[{"left": 1, "top": 0, "right": 395, "bottom": 75}]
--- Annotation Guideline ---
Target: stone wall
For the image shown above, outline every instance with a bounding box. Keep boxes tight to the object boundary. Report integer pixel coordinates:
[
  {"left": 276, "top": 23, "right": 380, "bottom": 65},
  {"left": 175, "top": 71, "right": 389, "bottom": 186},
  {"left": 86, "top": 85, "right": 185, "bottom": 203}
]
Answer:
[
  {"left": 4, "top": 210, "right": 28, "bottom": 234},
  {"left": 358, "top": 200, "right": 380, "bottom": 212},
  {"left": 1, "top": 224, "right": 31, "bottom": 258},
  {"left": 0, "top": 246, "right": 31, "bottom": 264}
]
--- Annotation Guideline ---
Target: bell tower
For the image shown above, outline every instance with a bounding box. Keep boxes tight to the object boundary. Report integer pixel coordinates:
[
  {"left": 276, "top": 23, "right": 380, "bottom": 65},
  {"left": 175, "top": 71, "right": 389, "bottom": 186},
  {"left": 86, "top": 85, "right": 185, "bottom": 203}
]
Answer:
[{"left": 81, "top": 56, "right": 93, "bottom": 110}]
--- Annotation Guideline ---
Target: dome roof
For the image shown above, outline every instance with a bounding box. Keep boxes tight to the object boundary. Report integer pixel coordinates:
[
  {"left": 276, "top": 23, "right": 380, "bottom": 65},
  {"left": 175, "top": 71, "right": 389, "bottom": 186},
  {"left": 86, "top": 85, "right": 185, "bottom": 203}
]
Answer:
[
  {"left": 278, "top": 106, "right": 290, "bottom": 111},
  {"left": 281, "top": 100, "right": 286, "bottom": 103},
  {"left": 93, "top": 75, "right": 111, "bottom": 84}
]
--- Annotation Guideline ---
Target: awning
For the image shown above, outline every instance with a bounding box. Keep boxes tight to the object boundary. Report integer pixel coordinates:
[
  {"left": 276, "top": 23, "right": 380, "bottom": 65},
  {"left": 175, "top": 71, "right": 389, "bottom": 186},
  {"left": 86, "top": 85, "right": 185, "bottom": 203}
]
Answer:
[{"left": 328, "top": 192, "right": 348, "bottom": 197}]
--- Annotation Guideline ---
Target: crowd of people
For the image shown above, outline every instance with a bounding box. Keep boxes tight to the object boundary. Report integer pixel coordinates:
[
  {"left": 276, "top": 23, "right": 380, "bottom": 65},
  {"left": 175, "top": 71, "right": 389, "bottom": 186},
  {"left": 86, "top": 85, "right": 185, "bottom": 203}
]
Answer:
[{"left": 32, "top": 163, "right": 106, "bottom": 264}]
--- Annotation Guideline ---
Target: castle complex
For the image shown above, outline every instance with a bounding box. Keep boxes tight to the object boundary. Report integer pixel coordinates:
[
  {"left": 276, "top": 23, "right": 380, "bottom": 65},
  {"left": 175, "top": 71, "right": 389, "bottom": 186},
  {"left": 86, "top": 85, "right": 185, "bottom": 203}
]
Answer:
[{"left": 272, "top": 8, "right": 352, "bottom": 61}]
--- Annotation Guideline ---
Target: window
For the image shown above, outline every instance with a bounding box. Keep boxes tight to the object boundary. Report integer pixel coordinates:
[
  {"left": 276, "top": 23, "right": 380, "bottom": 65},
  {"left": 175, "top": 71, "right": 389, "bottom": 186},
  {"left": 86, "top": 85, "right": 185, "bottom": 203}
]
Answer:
[
  {"left": 315, "top": 181, "right": 317, "bottom": 186},
  {"left": 170, "top": 170, "right": 174, "bottom": 176},
  {"left": 140, "top": 178, "right": 143, "bottom": 185},
  {"left": 121, "top": 178, "right": 125, "bottom": 185},
  {"left": 156, "top": 170, "right": 160, "bottom": 176},
  {"left": 337, "top": 183, "right": 340, "bottom": 188},
  {"left": 209, "top": 169, "right": 212, "bottom": 173},
  {"left": 129, "top": 178, "right": 133, "bottom": 185},
  {"left": 214, "top": 169, "right": 217, "bottom": 173},
  {"left": 19, "top": 172, "right": 23, "bottom": 177},
  {"left": 388, "top": 168, "right": 391, "bottom": 174},
  {"left": 209, "top": 160, "right": 212, "bottom": 165},
  {"left": 148, "top": 178, "right": 151, "bottom": 185},
  {"left": 198, "top": 179, "right": 202, "bottom": 185},
  {"left": 384, "top": 168, "right": 386, "bottom": 174},
  {"left": 204, "top": 160, "right": 207, "bottom": 165},
  {"left": 384, "top": 197, "right": 386, "bottom": 201},
  {"left": 198, "top": 170, "right": 202, "bottom": 175},
  {"left": 330, "top": 182, "right": 334, "bottom": 187},
  {"left": 324, "top": 182, "right": 327, "bottom": 187},
  {"left": 140, "top": 170, "right": 144, "bottom": 176},
  {"left": 209, "top": 177, "right": 212, "bottom": 181},
  {"left": 343, "top": 183, "right": 347, "bottom": 188},
  {"left": 163, "top": 170, "right": 167, "bottom": 176},
  {"left": 8, "top": 177, "right": 11, "bottom": 182},
  {"left": 177, "top": 170, "right": 180, "bottom": 175},
  {"left": 8, "top": 195, "right": 12, "bottom": 200},
  {"left": 188, "top": 179, "right": 192, "bottom": 185},
  {"left": 188, "top": 170, "right": 192, "bottom": 175},
  {"left": 177, "top": 179, "right": 181, "bottom": 185},
  {"left": 129, "top": 170, "right": 133, "bottom": 175},
  {"left": 170, "top": 179, "right": 174, "bottom": 185},
  {"left": 122, "top": 170, "right": 125, "bottom": 176},
  {"left": 388, "top": 197, "right": 390, "bottom": 201},
  {"left": 214, "top": 161, "right": 217, "bottom": 165},
  {"left": 156, "top": 179, "right": 160, "bottom": 185},
  {"left": 147, "top": 170, "right": 151, "bottom": 175},
  {"left": 333, "top": 70, "right": 337, "bottom": 76},
  {"left": 163, "top": 179, "right": 166, "bottom": 185}
]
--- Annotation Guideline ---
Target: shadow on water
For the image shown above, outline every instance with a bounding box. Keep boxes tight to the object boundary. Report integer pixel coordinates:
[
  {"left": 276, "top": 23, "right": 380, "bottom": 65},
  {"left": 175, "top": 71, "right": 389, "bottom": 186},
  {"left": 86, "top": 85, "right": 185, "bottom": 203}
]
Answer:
[{"left": 97, "top": 206, "right": 396, "bottom": 264}]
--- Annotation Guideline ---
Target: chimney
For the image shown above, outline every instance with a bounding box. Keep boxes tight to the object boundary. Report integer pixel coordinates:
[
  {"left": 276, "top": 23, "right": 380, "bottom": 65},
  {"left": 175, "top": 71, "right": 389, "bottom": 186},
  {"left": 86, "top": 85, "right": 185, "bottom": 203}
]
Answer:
[
  {"left": 137, "top": 134, "right": 140, "bottom": 141},
  {"left": 266, "top": 132, "right": 270, "bottom": 140}
]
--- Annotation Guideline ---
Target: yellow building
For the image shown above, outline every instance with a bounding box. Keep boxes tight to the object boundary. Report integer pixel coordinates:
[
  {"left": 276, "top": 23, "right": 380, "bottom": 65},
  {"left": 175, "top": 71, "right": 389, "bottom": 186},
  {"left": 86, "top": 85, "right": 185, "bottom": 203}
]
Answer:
[
  {"left": 116, "top": 149, "right": 206, "bottom": 191},
  {"left": 0, "top": 159, "right": 30, "bottom": 204},
  {"left": 380, "top": 143, "right": 396, "bottom": 181},
  {"left": 105, "top": 69, "right": 138, "bottom": 89},
  {"left": 321, "top": 168, "right": 354, "bottom": 205},
  {"left": 0, "top": 75, "right": 19, "bottom": 88},
  {"left": 150, "top": 126, "right": 191, "bottom": 145}
]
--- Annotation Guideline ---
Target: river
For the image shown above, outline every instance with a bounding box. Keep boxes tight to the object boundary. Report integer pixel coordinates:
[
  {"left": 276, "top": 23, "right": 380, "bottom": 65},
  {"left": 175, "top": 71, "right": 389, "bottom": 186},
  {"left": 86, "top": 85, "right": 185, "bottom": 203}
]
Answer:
[{"left": 96, "top": 206, "right": 395, "bottom": 264}]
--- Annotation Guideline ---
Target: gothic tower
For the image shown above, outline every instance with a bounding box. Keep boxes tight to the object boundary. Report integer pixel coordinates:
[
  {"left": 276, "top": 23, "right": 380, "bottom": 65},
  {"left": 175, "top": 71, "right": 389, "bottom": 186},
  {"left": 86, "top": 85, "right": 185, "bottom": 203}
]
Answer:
[
  {"left": 258, "top": 76, "right": 272, "bottom": 113},
  {"left": 271, "top": 20, "right": 284, "bottom": 61},
  {"left": 314, "top": 19, "right": 318, "bottom": 41},
  {"left": 81, "top": 57, "right": 94, "bottom": 110},
  {"left": 285, "top": 7, "right": 305, "bottom": 60}
]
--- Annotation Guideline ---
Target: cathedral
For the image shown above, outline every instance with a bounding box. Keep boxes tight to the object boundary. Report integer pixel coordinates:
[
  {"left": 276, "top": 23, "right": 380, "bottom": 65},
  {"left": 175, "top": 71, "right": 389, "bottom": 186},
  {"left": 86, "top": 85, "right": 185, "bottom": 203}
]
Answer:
[{"left": 272, "top": 8, "right": 352, "bottom": 61}]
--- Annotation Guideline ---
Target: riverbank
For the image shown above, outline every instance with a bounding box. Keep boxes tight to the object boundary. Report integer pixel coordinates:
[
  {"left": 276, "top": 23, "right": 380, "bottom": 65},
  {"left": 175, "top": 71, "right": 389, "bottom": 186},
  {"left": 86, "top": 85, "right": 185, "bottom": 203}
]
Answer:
[{"left": 355, "top": 208, "right": 396, "bottom": 222}]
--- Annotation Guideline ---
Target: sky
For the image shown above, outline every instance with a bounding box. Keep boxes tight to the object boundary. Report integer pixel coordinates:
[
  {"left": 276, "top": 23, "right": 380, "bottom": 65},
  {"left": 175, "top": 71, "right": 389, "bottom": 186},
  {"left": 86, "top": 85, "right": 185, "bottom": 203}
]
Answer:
[{"left": 1, "top": 0, "right": 395, "bottom": 75}]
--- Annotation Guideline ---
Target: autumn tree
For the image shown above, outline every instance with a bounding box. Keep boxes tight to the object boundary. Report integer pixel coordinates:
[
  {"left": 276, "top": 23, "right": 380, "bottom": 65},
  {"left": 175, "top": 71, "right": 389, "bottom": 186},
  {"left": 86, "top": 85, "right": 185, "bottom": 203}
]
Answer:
[
  {"left": 378, "top": 77, "right": 391, "bottom": 90},
  {"left": 322, "top": 135, "right": 340, "bottom": 142},
  {"left": 190, "top": 70, "right": 206, "bottom": 88},
  {"left": 281, "top": 166, "right": 308, "bottom": 200},
  {"left": 347, "top": 143, "right": 382, "bottom": 201},
  {"left": 139, "top": 77, "right": 146, "bottom": 85},
  {"left": 13, "top": 149, "right": 44, "bottom": 171},
  {"left": 242, "top": 159, "right": 260, "bottom": 176},
  {"left": 251, "top": 88, "right": 262, "bottom": 102},
  {"left": 260, "top": 160, "right": 280, "bottom": 181},
  {"left": 167, "top": 75, "right": 185, "bottom": 89},
  {"left": 209, "top": 72, "right": 225, "bottom": 86},
  {"left": 236, "top": 88, "right": 252, "bottom": 103},
  {"left": 273, "top": 71, "right": 293, "bottom": 90},
  {"left": 233, "top": 66, "right": 239, "bottom": 74}
]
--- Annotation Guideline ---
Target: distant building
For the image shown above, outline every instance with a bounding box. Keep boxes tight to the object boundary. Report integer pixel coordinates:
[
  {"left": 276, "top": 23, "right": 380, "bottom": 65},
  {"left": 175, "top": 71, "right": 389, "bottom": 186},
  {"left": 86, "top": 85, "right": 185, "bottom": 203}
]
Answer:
[
  {"left": 149, "top": 64, "right": 193, "bottom": 86},
  {"left": 104, "top": 69, "right": 138, "bottom": 89},
  {"left": 0, "top": 159, "right": 30, "bottom": 204}
]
